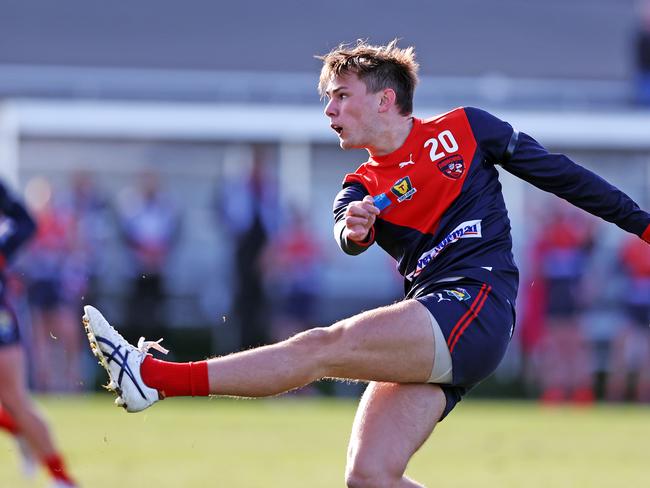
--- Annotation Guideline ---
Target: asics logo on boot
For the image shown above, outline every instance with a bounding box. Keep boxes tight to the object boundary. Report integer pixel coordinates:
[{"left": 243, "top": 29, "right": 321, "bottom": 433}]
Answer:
[{"left": 96, "top": 336, "right": 148, "bottom": 400}]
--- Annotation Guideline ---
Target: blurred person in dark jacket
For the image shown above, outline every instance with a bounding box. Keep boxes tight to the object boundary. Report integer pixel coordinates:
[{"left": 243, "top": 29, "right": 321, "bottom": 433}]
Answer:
[{"left": 117, "top": 169, "right": 181, "bottom": 344}]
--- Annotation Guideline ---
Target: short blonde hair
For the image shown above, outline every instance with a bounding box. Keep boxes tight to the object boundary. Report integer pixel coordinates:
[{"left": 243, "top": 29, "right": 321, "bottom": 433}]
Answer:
[{"left": 317, "top": 39, "right": 419, "bottom": 116}]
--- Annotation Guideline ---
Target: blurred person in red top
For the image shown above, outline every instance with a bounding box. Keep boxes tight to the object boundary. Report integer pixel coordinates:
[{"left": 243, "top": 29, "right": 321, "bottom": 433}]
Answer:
[
  {"left": 535, "top": 203, "right": 597, "bottom": 404},
  {"left": 23, "top": 177, "right": 84, "bottom": 393},
  {"left": 605, "top": 235, "right": 650, "bottom": 402}
]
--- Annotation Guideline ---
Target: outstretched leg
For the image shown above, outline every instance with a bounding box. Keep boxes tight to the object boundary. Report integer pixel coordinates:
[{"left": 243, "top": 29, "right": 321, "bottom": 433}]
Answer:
[
  {"left": 83, "top": 299, "right": 437, "bottom": 410},
  {"left": 345, "top": 382, "right": 446, "bottom": 488}
]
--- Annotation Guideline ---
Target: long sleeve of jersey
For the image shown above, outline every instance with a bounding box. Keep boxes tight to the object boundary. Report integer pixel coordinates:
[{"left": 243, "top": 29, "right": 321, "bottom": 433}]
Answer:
[
  {"left": 0, "top": 181, "right": 36, "bottom": 266},
  {"left": 465, "top": 107, "right": 650, "bottom": 243},
  {"left": 332, "top": 183, "right": 376, "bottom": 255}
]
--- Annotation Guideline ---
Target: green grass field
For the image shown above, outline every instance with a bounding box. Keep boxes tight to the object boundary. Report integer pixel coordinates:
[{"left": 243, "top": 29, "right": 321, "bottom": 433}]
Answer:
[{"left": 1, "top": 394, "right": 648, "bottom": 487}]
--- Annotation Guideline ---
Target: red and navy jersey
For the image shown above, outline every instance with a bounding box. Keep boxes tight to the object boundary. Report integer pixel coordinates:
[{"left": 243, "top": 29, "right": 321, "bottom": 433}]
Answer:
[{"left": 333, "top": 107, "right": 650, "bottom": 303}]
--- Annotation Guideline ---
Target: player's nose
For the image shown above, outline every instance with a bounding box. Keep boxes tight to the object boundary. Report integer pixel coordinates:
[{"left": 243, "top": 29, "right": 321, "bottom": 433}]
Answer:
[{"left": 324, "top": 98, "right": 337, "bottom": 117}]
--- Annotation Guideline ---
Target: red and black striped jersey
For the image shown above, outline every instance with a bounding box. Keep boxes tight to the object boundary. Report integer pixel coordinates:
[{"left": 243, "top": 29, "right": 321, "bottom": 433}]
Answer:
[{"left": 333, "top": 107, "right": 650, "bottom": 302}]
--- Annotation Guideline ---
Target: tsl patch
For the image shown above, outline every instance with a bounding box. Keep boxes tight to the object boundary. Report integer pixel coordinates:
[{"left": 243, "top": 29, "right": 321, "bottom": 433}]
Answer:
[{"left": 390, "top": 176, "right": 417, "bottom": 202}]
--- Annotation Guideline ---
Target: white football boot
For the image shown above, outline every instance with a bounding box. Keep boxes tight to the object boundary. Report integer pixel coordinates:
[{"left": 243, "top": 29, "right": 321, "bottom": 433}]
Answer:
[{"left": 82, "top": 305, "right": 168, "bottom": 413}]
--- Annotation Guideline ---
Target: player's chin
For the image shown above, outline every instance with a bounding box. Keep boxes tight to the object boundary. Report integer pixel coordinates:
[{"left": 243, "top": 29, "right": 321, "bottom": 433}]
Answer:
[{"left": 339, "top": 138, "right": 358, "bottom": 150}]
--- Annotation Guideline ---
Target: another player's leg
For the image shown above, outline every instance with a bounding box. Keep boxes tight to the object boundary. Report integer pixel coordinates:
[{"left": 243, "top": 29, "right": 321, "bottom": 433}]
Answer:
[
  {"left": 83, "top": 299, "right": 436, "bottom": 410},
  {"left": 0, "top": 402, "right": 37, "bottom": 477},
  {"left": 345, "top": 382, "right": 446, "bottom": 488},
  {"left": 0, "top": 344, "right": 77, "bottom": 487}
]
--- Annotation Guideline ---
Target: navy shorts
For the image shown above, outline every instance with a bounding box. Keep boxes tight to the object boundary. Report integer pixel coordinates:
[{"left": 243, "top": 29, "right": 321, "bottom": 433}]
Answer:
[
  {"left": 415, "top": 280, "right": 515, "bottom": 420},
  {"left": 0, "top": 297, "right": 21, "bottom": 348}
]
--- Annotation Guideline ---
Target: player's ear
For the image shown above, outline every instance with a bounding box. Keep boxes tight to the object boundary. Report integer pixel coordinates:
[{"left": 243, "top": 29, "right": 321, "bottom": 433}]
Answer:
[{"left": 378, "top": 88, "right": 396, "bottom": 113}]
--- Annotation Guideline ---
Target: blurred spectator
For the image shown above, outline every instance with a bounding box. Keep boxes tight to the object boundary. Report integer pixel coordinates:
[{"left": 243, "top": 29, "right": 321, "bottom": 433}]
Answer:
[
  {"left": 605, "top": 236, "right": 650, "bottom": 402},
  {"left": 65, "top": 170, "right": 112, "bottom": 306},
  {"left": 635, "top": 0, "right": 650, "bottom": 105},
  {"left": 22, "top": 177, "right": 84, "bottom": 392},
  {"left": 534, "top": 205, "right": 597, "bottom": 404},
  {"left": 264, "top": 206, "right": 324, "bottom": 341},
  {"left": 117, "top": 169, "right": 181, "bottom": 345},
  {"left": 218, "top": 149, "right": 276, "bottom": 349}
]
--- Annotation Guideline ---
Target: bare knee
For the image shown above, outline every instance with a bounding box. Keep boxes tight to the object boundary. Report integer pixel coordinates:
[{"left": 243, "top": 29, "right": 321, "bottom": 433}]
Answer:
[
  {"left": 345, "top": 449, "right": 405, "bottom": 488},
  {"left": 345, "top": 463, "right": 402, "bottom": 488},
  {"left": 288, "top": 325, "right": 345, "bottom": 355}
]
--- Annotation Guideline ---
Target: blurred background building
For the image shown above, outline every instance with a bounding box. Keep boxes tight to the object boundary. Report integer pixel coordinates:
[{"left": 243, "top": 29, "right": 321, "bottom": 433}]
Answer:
[{"left": 0, "top": 0, "right": 648, "bottom": 399}]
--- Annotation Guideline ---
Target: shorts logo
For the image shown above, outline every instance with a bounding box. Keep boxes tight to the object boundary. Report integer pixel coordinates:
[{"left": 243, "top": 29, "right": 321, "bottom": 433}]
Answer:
[
  {"left": 444, "top": 288, "right": 471, "bottom": 301},
  {"left": 406, "top": 219, "right": 482, "bottom": 281},
  {"left": 390, "top": 176, "right": 417, "bottom": 202},
  {"left": 437, "top": 155, "right": 465, "bottom": 180}
]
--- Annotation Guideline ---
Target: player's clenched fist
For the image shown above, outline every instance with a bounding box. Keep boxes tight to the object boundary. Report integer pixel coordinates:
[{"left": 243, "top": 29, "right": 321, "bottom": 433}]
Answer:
[{"left": 344, "top": 195, "right": 380, "bottom": 243}]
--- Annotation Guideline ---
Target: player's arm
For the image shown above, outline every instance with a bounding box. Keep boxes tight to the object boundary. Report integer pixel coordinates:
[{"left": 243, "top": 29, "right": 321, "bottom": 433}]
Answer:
[
  {"left": 0, "top": 181, "right": 37, "bottom": 268},
  {"left": 465, "top": 107, "right": 650, "bottom": 243},
  {"left": 332, "top": 183, "right": 380, "bottom": 255}
]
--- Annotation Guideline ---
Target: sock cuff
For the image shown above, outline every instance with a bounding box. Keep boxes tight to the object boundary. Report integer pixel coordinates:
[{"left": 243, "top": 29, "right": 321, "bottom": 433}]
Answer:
[
  {"left": 189, "top": 361, "right": 210, "bottom": 396},
  {"left": 44, "top": 453, "right": 74, "bottom": 483}
]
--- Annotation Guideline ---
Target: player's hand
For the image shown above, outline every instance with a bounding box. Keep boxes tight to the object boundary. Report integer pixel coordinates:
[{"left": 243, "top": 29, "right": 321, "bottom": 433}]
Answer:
[{"left": 344, "top": 196, "right": 380, "bottom": 243}]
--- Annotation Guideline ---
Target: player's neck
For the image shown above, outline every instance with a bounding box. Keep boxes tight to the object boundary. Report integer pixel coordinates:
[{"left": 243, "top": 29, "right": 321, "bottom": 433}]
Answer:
[{"left": 367, "top": 116, "right": 414, "bottom": 158}]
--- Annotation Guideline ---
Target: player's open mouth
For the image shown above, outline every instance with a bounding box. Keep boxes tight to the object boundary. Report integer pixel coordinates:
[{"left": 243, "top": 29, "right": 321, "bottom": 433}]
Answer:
[{"left": 331, "top": 124, "right": 343, "bottom": 136}]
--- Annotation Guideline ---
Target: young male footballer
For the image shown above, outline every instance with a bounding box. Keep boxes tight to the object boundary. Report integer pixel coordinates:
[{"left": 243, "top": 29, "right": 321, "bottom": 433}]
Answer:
[{"left": 83, "top": 41, "right": 650, "bottom": 487}]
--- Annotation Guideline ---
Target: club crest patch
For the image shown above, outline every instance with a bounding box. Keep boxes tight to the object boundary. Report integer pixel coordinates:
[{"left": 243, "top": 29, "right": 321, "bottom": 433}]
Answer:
[
  {"left": 437, "top": 154, "right": 465, "bottom": 180},
  {"left": 390, "top": 176, "right": 417, "bottom": 202},
  {"left": 444, "top": 288, "right": 471, "bottom": 301}
]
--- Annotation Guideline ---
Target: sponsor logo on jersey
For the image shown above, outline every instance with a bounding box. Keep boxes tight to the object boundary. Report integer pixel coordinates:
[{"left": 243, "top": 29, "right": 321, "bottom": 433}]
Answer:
[
  {"left": 390, "top": 176, "right": 417, "bottom": 202},
  {"left": 444, "top": 288, "right": 471, "bottom": 301},
  {"left": 437, "top": 154, "right": 465, "bottom": 180},
  {"left": 406, "top": 219, "right": 482, "bottom": 281}
]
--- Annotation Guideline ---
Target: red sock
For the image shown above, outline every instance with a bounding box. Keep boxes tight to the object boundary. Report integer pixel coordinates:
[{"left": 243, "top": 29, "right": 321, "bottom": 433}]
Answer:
[
  {"left": 140, "top": 356, "right": 210, "bottom": 398},
  {"left": 0, "top": 407, "right": 19, "bottom": 435},
  {"left": 44, "top": 453, "right": 75, "bottom": 484}
]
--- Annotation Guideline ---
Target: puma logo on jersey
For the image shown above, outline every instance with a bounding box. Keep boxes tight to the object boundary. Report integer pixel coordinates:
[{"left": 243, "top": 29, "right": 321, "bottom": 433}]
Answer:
[{"left": 398, "top": 154, "right": 415, "bottom": 168}]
